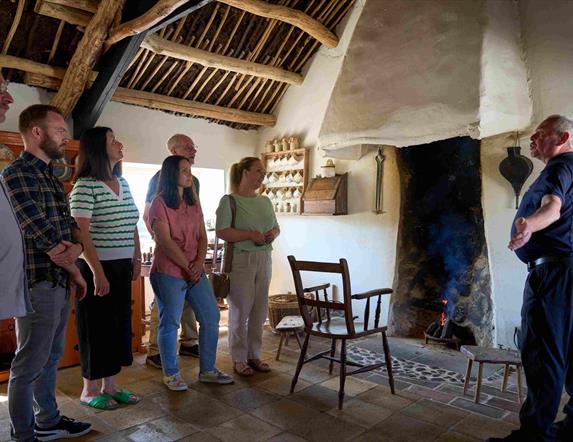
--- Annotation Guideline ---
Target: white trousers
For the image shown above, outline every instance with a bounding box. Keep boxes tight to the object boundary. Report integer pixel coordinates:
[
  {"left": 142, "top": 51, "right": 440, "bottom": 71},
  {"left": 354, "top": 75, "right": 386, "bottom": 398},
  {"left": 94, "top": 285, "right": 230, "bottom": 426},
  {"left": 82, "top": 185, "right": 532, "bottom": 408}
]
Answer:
[{"left": 227, "top": 249, "right": 272, "bottom": 362}]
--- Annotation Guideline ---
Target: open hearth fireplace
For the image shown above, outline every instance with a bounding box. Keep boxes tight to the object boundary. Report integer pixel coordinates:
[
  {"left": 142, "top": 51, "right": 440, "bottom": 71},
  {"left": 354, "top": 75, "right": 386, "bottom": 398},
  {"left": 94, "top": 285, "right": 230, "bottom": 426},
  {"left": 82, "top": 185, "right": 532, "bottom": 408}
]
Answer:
[{"left": 424, "top": 299, "right": 477, "bottom": 350}]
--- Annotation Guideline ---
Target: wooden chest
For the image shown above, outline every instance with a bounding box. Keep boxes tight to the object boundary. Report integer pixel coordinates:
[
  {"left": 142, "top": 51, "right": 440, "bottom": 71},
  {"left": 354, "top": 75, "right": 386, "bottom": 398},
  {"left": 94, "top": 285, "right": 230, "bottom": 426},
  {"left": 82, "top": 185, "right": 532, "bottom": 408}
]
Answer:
[{"left": 301, "top": 173, "right": 348, "bottom": 215}]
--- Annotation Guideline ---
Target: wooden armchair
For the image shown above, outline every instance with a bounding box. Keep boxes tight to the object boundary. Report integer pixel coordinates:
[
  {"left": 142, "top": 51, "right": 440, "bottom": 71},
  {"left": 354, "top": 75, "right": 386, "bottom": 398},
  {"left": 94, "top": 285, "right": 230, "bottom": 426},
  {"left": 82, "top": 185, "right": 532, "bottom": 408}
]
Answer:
[{"left": 287, "top": 255, "right": 395, "bottom": 409}]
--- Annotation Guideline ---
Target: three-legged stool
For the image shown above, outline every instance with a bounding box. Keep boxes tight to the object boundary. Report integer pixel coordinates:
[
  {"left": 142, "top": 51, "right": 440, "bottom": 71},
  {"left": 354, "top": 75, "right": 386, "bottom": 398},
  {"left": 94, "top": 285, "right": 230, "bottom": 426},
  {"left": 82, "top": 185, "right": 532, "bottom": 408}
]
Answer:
[{"left": 275, "top": 315, "right": 304, "bottom": 360}]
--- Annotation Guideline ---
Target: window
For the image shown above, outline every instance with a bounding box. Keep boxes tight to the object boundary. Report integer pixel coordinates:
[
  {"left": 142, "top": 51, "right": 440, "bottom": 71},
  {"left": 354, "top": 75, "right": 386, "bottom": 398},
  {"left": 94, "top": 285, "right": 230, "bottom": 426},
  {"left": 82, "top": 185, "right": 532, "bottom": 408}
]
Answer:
[{"left": 122, "top": 162, "right": 225, "bottom": 254}]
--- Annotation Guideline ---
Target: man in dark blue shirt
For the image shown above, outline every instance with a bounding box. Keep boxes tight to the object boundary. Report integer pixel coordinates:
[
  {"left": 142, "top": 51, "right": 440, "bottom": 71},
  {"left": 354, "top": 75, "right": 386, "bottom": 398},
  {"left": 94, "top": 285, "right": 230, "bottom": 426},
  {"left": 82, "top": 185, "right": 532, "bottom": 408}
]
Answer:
[{"left": 489, "top": 115, "right": 573, "bottom": 442}]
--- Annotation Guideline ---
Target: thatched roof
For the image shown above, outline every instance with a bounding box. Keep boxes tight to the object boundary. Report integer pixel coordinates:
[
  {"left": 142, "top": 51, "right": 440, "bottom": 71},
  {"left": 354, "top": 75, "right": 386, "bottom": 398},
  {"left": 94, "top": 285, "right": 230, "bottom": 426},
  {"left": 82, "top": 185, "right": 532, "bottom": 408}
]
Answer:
[{"left": 0, "top": 0, "right": 355, "bottom": 132}]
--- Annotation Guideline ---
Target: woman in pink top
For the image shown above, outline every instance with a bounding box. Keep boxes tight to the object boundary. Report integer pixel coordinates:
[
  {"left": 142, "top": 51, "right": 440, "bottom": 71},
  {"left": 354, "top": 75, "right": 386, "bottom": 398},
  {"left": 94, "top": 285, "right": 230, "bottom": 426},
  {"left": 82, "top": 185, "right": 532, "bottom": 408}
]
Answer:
[{"left": 148, "top": 155, "right": 233, "bottom": 391}]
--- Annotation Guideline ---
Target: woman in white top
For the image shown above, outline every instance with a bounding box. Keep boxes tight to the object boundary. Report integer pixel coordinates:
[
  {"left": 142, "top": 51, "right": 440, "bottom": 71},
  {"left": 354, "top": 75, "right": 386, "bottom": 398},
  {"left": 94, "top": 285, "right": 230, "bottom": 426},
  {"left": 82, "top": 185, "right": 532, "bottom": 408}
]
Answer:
[{"left": 69, "top": 127, "right": 141, "bottom": 410}]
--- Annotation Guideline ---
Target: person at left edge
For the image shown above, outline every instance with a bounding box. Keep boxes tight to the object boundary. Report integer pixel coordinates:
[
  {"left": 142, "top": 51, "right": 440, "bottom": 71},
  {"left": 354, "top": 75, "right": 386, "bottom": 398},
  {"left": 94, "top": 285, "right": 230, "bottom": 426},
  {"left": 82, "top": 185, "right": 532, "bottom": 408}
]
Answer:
[{"left": 3, "top": 104, "right": 92, "bottom": 442}]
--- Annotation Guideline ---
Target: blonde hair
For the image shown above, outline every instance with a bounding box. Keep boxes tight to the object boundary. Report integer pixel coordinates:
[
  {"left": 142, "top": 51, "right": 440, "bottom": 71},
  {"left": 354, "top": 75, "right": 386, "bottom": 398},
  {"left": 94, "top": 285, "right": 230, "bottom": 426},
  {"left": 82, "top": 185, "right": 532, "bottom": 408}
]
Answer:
[{"left": 229, "top": 157, "right": 260, "bottom": 193}]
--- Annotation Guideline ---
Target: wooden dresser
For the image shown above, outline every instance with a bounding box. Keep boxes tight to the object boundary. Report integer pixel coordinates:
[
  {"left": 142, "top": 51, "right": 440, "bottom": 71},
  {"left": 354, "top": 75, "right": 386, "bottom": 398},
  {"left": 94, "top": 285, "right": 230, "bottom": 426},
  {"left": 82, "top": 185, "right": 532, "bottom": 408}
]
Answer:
[{"left": 0, "top": 130, "right": 144, "bottom": 382}]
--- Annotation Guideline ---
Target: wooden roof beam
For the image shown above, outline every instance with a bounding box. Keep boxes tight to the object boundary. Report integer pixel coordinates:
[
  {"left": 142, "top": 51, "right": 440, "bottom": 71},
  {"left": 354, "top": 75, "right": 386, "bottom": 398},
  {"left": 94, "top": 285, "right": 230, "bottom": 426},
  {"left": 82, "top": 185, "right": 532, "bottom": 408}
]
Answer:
[
  {"left": 47, "top": 0, "right": 99, "bottom": 14},
  {"left": 112, "top": 87, "right": 276, "bottom": 126},
  {"left": 106, "top": 0, "right": 208, "bottom": 47},
  {"left": 217, "top": 0, "right": 339, "bottom": 49},
  {"left": 141, "top": 34, "right": 303, "bottom": 86},
  {"left": 50, "top": 0, "right": 126, "bottom": 117},
  {"left": 1, "top": 56, "right": 275, "bottom": 126},
  {"left": 35, "top": 1, "right": 93, "bottom": 27}
]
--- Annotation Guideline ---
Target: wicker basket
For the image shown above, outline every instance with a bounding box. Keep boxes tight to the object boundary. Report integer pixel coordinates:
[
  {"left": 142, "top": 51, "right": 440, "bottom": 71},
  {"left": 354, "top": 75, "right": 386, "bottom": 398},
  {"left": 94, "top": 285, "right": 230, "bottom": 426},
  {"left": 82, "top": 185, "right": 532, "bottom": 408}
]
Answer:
[{"left": 268, "top": 294, "right": 302, "bottom": 333}]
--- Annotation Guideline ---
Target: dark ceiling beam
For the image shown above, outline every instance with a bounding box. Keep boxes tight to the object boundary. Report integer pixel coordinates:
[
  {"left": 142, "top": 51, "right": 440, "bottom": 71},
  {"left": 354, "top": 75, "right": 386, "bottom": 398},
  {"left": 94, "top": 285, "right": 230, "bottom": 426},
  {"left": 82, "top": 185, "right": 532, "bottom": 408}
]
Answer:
[{"left": 72, "top": 0, "right": 212, "bottom": 138}]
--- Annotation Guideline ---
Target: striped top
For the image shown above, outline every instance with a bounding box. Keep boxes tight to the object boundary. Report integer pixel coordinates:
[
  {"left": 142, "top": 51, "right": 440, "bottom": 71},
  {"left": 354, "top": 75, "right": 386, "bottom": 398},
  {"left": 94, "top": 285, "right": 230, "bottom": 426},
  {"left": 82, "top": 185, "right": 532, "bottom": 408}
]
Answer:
[{"left": 70, "top": 177, "right": 139, "bottom": 261}]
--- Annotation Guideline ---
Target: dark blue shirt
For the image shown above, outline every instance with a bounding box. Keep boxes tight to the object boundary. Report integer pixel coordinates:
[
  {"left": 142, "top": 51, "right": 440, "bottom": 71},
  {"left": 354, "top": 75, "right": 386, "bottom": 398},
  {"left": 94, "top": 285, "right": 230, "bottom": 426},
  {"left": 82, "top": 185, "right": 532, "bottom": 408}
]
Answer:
[{"left": 512, "top": 152, "right": 573, "bottom": 263}]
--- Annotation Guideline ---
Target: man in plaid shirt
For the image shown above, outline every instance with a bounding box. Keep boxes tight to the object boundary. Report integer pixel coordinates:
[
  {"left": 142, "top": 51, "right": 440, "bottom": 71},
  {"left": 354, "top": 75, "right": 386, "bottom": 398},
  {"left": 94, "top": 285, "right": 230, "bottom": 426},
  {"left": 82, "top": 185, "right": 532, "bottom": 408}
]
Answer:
[{"left": 3, "top": 104, "right": 92, "bottom": 442}]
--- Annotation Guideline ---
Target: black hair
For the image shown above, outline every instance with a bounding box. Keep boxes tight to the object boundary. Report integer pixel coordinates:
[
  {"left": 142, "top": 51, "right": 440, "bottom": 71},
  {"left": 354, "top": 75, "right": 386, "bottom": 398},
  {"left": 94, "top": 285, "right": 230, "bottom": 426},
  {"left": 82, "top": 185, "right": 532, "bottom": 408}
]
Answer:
[
  {"left": 157, "top": 155, "right": 196, "bottom": 209},
  {"left": 75, "top": 127, "right": 121, "bottom": 181}
]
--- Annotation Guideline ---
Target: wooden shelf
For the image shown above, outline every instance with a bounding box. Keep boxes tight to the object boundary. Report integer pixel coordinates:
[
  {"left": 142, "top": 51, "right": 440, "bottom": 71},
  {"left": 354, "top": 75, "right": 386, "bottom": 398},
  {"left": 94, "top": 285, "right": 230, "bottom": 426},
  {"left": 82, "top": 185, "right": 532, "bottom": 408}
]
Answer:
[{"left": 261, "top": 148, "right": 309, "bottom": 215}]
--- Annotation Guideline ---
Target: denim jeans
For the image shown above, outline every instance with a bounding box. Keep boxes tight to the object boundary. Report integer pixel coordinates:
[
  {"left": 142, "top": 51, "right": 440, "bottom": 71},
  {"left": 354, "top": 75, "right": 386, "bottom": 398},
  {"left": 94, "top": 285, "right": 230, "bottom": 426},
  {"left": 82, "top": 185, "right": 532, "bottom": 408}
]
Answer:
[
  {"left": 8, "top": 281, "right": 69, "bottom": 442},
  {"left": 150, "top": 273, "right": 220, "bottom": 376}
]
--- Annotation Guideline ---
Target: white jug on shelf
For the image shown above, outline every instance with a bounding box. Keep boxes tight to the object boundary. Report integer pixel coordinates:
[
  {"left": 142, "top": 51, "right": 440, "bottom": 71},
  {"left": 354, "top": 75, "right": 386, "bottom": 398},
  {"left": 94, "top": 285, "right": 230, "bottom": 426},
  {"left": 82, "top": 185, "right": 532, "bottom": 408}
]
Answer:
[{"left": 293, "top": 171, "right": 303, "bottom": 184}]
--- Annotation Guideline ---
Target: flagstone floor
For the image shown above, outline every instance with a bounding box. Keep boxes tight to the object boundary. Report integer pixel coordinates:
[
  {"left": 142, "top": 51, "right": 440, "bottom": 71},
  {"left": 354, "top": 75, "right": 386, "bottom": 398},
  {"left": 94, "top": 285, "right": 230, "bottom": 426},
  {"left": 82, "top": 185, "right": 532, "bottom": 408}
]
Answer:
[{"left": 0, "top": 325, "right": 568, "bottom": 442}]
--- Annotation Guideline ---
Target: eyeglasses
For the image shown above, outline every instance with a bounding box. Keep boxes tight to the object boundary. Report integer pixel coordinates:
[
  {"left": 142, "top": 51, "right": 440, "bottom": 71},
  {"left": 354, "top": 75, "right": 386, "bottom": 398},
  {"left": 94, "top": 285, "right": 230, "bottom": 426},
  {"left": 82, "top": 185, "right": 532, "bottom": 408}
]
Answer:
[{"left": 0, "top": 80, "right": 9, "bottom": 94}]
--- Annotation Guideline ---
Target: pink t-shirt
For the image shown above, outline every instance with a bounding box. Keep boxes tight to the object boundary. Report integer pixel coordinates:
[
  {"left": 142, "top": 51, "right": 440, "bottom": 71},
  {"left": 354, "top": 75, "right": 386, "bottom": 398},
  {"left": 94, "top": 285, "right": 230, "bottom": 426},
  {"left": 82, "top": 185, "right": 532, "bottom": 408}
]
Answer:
[{"left": 148, "top": 195, "right": 204, "bottom": 280}]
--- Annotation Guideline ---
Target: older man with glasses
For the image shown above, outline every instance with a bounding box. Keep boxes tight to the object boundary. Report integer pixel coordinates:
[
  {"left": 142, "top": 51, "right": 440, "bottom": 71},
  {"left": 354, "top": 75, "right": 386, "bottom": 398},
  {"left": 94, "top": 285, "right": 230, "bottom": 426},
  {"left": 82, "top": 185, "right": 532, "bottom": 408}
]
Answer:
[{"left": 143, "top": 134, "right": 202, "bottom": 368}]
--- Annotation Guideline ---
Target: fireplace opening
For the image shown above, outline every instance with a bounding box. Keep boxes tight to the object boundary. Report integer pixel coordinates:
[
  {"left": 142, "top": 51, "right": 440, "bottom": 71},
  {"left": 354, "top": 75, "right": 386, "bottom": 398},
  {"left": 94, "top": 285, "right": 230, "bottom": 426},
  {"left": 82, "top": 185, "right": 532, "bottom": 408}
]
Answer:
[{"left": 389, "top": 136, "right": 494, "bottom": 347}]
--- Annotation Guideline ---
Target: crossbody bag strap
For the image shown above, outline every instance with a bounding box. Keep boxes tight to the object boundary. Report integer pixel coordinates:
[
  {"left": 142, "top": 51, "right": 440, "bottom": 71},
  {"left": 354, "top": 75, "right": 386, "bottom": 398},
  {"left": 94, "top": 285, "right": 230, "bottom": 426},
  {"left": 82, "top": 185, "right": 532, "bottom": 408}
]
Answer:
[{"left": 222, "top": 194, "right": 237, "bottom": 273}]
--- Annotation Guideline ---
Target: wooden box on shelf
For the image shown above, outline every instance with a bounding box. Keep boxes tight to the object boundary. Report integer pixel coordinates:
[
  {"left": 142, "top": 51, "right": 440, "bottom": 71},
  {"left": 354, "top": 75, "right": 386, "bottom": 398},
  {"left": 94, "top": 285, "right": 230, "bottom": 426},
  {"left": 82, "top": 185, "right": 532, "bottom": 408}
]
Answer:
[
  {"left": 301, "top": 173, "right": 348, "bottom": 215},
  {"left": 260, "top": 147, "right": 309, "bottom": 215}
]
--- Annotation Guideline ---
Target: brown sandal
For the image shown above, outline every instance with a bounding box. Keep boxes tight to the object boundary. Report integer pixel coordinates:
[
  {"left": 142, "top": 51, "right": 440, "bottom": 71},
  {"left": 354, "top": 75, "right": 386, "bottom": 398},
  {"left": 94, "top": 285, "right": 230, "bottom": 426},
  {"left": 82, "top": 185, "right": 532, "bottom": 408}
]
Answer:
[
  {"left": 233, "top": 362, "right": 254, "bottom": 376},
  {"left": 248, "top": 359, "right": 271, "bottom": 373}
]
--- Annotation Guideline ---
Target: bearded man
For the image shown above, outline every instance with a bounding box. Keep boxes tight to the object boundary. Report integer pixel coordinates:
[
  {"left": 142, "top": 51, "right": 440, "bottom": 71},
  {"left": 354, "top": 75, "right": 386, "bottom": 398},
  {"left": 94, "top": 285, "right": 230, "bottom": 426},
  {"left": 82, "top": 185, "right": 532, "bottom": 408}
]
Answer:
[{"left": 2, "top": 104, "right": 92, "bottom": 442}]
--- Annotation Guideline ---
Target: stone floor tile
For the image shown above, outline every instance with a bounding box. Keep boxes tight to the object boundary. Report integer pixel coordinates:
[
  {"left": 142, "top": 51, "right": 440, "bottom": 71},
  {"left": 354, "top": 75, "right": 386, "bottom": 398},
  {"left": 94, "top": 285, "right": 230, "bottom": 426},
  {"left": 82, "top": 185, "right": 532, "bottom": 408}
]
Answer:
[
  {"left": 96, "top": 415, "right": 198, "bottom": 442},
  {"left": 478, "top": 384, "right": 520, "bottom": 402},
  {"left": 290, "top": 384, "right": 342, "bottom": 412},
  {"left": 219, "top": 387, "right": 281, "bottom": 412},
  {"left": 296, "top": 366, "right": 335, "bottom": 385},
  {"left": 484, "top": 396, "right": 522, "bottom": 413},
  {"left": 207, "top": 414, "right": 282, "bottom": 442},
  {"left": 150, "top": 391, "right": 243, "bottom": 429},
  {"left": 266, "top": 431, "right": 309, "bottom": 442},
  {"left": 435, "top": 431, "right": 481, "bottom": 442},
  {"left": 65, "top": 415, "right": 120, "bottom": 441},
  {"left": 356, "top": 385, "right": 420, "bottom": 410},
  {"left": 326, "top": 398, "right": 395, "bottom": 429},
  {"left": 449, "top": 398, "right": 507, "bottom": 419},
  {"left": 401, "top": 399, "right": 468, "bottom": 429},
  {"left": 502, "top": 411, "right": 520, "bottom": 426},
  {"left": 406, "top": 385, "right": 457, "bottom": 404},
  {"left": 352, "top": 413, "right": 445, "bottom": 442},
  {"left": 94, "top": 398, "right": 168, "bottom": 431},
  {"left": 319, "top": 376, "right": 377, "bottom": 397},
  {"left": 176, "top": 431, "right": 224, "bottom": 442},
  {"left": 450, "top": 414, "right": 517, "bottom": 440},
  {"left": 255, "top": 372, "right": 312, "bottom": 396},
  {"left": 0, "top": 416, "right": 12, "bottom": 442},
  {"left": 289, "top": 411, "right": 365, "bottom": 442},
  {"left": 365, "top": 373, "right": 410, "bottom": 391},
  {"left": 250, "top": 398, "right": 320, "bottom": 431}
]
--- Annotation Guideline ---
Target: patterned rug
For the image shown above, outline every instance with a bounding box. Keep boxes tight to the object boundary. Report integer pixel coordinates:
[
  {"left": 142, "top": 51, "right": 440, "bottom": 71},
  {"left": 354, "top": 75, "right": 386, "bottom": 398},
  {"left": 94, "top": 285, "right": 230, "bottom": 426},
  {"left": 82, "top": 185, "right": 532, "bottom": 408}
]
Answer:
[{"left": 347, "top": 345, "right": 467, "bottom": 384}]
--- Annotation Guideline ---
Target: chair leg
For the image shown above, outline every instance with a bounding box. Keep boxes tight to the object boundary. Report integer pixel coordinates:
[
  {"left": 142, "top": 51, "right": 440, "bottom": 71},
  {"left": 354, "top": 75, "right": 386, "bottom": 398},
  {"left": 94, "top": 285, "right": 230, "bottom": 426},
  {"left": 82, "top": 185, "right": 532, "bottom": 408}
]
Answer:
[
  {"left": 463, "top": 358, "right": 473, "bottom": 396},
  {"left": 329, "top": 339, "right": 337, "bottom": 375},
  {"left": 501, "top": 363, "right": 510, "bottom": 392},
  {"left": 381, "top": 330, "right": 395, "bottom": 394},
  {"left": 474, "top": 362, "right": 483, "bottom": 404},
  {"left": 290, "top": 332, "right": 310, "bottom": 394},
  {"left": 338, "top": 339, "right": 347, "bottom": 410},
  {"left": 294, "top": 331, "right": 303, "bottom": 349},
  {"left": 276, "top": 332, "right": 285, "bottom": 361},
  {"left": 516, "top": 364, "right": 523, "bottom": 403}
]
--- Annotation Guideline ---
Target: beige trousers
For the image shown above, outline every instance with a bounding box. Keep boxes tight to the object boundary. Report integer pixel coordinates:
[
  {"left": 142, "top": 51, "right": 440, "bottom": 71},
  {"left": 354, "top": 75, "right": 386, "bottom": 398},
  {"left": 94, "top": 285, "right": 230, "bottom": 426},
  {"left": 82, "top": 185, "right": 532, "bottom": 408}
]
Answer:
[
  {"left": 148, "top": 300, "right": 198, "bottom": 356},
  {"left": 228, "top": 249, "right": 272, "bottom": 362}
]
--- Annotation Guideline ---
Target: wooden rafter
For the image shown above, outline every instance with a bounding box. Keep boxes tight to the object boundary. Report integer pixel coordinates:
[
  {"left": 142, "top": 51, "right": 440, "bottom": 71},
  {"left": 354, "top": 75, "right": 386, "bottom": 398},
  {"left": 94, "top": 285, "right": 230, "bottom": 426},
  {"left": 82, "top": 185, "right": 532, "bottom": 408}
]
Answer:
[
  {"left": 47, "top": 0, "right": 99, "bottom": 13},
  {"left": 112, "top": 87, "right": 276, "bottom": 126},
  {"left": 35, "top": 1, "right": 93, "bottom": 27},
  {"left": 217, "top": 0, "right": 338, "bottom": 48},
  {"left": 107, "top": 0, "right": 196, "bottom": 46},
  {"left": 50, "top": 0, "right": 126, "bottom": 117},
  {"left": 4, "top": 55, "right": 275, "bottom": 126},
  {"left": 141, "top": 34, "right": 303, "bottom": 85},
  {"left": 2, "top": 0, "right": 26, "bottom": 55}
]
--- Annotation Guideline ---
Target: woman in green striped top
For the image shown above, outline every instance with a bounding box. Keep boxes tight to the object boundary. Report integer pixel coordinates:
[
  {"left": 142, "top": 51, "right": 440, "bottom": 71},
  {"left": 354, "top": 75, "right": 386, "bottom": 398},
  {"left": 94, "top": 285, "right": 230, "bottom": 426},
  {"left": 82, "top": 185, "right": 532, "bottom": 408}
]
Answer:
[{"left": 69, "top": 127, "right": 141, "bottom": 410}]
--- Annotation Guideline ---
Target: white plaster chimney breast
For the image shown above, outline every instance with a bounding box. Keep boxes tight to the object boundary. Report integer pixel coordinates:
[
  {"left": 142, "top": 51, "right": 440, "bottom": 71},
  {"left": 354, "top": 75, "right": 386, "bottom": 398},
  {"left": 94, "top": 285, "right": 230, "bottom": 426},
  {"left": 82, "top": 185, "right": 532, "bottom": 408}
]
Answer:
[{"left": 318, "top": 0, "right": 531, "bottom": 155}]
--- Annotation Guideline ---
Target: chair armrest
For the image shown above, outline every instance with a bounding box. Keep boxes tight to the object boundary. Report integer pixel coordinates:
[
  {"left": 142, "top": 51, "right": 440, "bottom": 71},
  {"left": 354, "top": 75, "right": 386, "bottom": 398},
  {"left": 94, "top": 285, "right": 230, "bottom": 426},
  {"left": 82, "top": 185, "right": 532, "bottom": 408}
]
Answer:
[
  {"left": 351, "top": 288, "right": 393, "bottom": 300},
  {"left": 303, "top": 283, "right": 331, "bottom": 293}
]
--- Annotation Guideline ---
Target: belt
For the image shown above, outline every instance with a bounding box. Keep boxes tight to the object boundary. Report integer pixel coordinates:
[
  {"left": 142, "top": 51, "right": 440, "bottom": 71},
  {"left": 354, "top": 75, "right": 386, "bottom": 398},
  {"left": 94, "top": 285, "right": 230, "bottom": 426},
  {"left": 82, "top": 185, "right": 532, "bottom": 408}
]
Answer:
[{"left": 527, "top": 256, "right": 573, "bottom": 272}]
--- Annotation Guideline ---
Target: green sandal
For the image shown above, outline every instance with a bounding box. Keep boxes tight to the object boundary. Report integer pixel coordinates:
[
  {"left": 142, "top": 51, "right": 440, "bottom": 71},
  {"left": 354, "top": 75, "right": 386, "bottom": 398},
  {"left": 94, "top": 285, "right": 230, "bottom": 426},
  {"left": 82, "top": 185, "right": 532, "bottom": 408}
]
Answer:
[
  {"left": 111, "top": 389, "right": 140, "bottom": 405},
  {"left": 80, "top": 394, "right": 119, "bottom": 410}
]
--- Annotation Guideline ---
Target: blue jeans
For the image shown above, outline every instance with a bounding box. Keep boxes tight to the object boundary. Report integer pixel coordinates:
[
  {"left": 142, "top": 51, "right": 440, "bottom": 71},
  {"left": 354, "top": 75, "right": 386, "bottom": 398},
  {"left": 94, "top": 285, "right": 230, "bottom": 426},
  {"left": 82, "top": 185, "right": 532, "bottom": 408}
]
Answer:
[
  {"left": 8, "top": 281, "right": 69, "bottom": 442},
  {"left": 150, "top": 273, "right": 220, "bottom": 376}
]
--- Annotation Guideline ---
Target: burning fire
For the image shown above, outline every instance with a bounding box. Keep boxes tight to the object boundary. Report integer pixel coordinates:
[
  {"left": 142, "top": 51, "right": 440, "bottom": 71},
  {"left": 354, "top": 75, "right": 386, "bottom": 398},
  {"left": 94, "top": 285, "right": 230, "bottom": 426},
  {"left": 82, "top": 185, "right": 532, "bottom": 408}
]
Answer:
[{"left": 440, "top": 299, "right": 448, "bottom": 326}]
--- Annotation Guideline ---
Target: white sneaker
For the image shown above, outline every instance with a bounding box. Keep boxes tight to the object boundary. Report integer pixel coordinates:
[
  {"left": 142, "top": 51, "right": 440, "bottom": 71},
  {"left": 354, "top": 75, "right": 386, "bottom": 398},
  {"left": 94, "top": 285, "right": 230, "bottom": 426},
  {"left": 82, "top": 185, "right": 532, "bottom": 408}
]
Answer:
[{"left": 163, "top": 372, "right": 188, "bottom": 391}]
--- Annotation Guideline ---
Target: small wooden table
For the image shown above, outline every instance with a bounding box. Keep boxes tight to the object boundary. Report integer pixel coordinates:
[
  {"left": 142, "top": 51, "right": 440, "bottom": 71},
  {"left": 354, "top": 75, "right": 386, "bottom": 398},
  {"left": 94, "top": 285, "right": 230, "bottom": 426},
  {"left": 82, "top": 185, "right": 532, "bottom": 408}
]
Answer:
[
  {"left": 275, "top": 315, "right": 304, "bottom": 360},
  {"left": 460, "top": 345, "right": 523, "bottom": 404}
]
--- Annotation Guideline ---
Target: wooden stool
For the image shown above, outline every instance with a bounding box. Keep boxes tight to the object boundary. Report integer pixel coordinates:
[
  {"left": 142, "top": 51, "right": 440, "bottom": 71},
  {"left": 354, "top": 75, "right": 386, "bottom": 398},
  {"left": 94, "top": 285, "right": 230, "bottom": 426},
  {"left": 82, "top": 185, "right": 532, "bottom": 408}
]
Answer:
[
  {"left": 275, "top": 315, "right": 304, "bottom": 360},
  {"left": 460, "top": 345, "right": 523, "bottom": 404}
]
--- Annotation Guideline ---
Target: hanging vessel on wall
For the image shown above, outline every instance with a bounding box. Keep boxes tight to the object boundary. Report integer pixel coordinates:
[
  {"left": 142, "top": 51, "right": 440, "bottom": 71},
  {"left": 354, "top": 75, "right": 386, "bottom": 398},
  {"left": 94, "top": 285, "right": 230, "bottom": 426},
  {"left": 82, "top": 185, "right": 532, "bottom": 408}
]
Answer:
[{"left": 499, "top": 144, "right": 533, "bottom": 209}]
